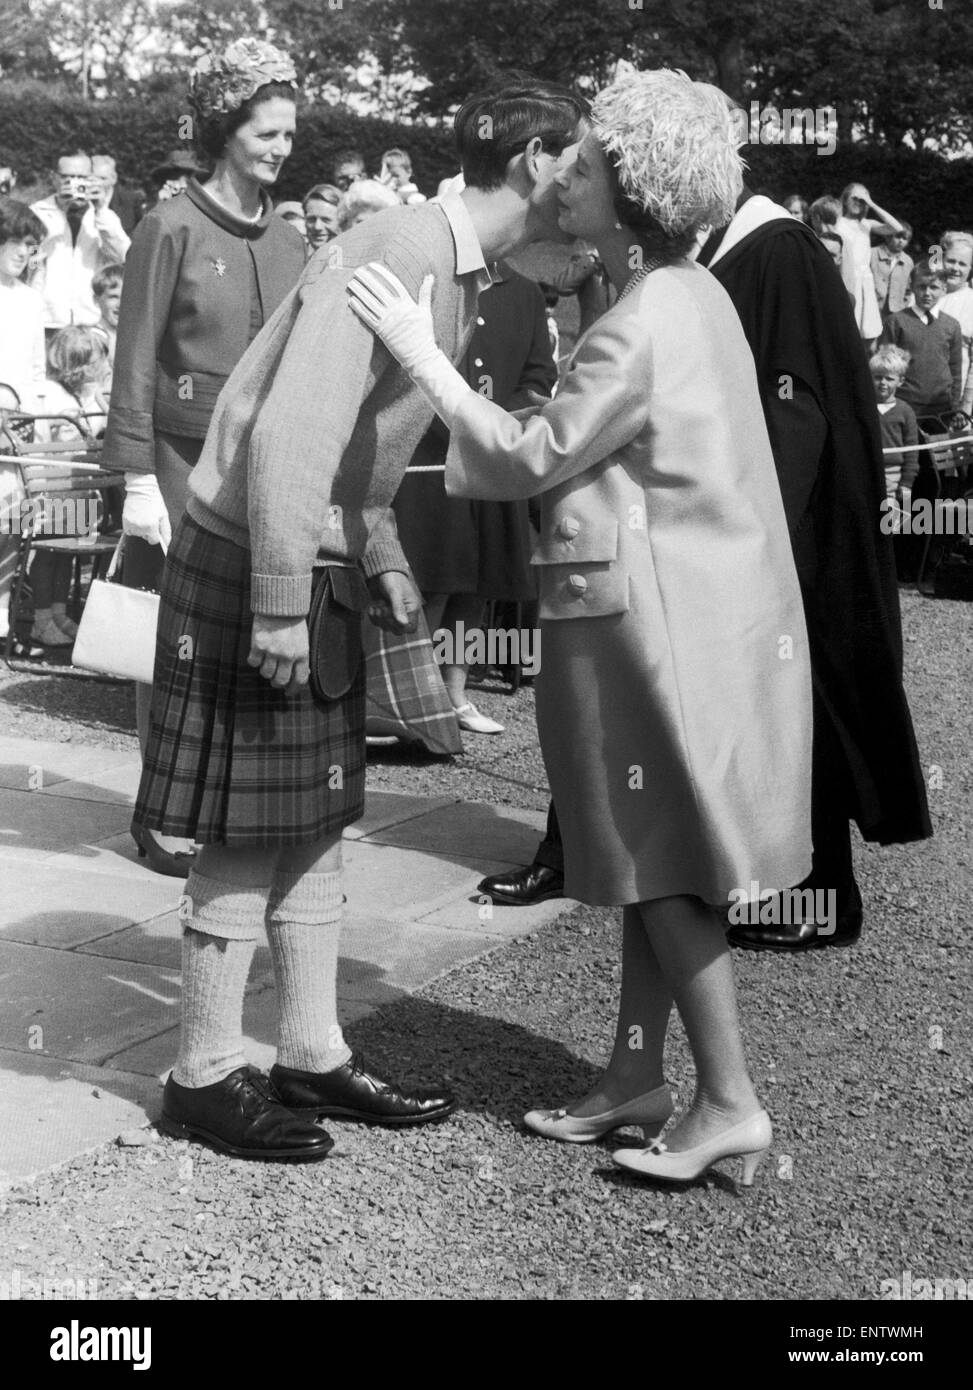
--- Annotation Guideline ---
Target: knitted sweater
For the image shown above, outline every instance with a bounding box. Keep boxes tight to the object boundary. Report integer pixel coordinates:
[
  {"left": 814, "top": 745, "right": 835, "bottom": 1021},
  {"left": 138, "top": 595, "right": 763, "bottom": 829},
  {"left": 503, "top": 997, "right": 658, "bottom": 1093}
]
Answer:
[
  {"left": 879, "top": 306, "right": 963, "bottom": 413},
  {"left": 186, "top": 195, "right": 490, "bottom": 616},
  {"left": 877, "top": 397, "right": 919, "bottom": 492}
]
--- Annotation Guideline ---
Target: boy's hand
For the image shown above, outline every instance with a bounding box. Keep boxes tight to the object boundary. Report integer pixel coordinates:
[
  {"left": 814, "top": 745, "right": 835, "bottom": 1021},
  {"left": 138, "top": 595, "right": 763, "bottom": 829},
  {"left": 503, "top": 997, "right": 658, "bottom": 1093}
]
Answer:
[
  {"left": 367, "top": 570, "right": 422, "bottom": 634},
  {"left": 248, "top": 614, "right": 310, "bottom": 691}
]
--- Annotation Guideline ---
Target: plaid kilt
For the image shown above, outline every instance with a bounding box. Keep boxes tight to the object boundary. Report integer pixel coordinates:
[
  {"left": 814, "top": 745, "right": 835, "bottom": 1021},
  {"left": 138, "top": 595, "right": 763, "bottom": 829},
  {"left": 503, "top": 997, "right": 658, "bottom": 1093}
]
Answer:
[
  {"left": 133, "top": 514, "right": 365, "bottom": 846},
  {"left": 363, "top": 606, "right": 462, "bottom": 757}
]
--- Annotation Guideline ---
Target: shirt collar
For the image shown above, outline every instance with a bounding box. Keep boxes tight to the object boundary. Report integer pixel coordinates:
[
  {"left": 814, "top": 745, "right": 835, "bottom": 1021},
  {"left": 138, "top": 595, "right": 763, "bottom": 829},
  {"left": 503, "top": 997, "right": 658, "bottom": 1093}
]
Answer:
[
  {"left": 910, "top": 302, "right": 942, "bottom": 323},
  {"left": 435, "top": 191, "right": 493, "bottom": 292}
]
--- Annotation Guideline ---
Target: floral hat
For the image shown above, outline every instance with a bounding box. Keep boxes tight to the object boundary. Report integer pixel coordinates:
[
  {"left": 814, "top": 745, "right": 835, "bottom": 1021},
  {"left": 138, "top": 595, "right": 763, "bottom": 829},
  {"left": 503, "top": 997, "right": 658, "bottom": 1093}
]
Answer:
[{"left": 190, "top": 38, "right": 297, "bottom": 119}]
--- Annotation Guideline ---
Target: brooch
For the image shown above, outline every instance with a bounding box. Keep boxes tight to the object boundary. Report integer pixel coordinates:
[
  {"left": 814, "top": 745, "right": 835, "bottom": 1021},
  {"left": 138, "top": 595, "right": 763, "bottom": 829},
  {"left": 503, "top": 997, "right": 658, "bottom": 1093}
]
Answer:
[{"left": 212, "top": 257, "right": 227, "bottom": 277}]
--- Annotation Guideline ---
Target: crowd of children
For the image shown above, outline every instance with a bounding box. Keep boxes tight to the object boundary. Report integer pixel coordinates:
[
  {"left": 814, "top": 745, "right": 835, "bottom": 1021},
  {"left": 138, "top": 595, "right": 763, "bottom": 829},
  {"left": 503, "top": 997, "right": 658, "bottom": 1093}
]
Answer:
[{"left": 0, "top": 194, "right": 121, "bottom": 654}]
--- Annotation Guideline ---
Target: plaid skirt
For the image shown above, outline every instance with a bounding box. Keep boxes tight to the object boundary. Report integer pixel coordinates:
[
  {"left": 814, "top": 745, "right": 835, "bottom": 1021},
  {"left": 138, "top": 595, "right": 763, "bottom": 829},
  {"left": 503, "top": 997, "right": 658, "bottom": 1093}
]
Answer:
[{"left": 133, "top": 514, "right": 366, "bottom": 846}]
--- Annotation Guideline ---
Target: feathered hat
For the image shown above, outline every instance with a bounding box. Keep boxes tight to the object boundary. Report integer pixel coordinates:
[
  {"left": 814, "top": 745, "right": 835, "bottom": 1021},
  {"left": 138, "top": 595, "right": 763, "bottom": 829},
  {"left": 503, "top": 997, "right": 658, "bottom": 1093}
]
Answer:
[{"left": 592, "top": 66, "right": 744, "bottom": 234}]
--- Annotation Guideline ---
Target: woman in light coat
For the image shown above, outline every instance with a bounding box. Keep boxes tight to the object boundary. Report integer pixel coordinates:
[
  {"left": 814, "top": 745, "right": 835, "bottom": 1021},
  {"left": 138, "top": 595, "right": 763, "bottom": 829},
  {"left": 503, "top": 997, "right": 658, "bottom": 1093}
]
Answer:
[{"left": 350, "top": 69, "right": 814, "bottom": 1187}]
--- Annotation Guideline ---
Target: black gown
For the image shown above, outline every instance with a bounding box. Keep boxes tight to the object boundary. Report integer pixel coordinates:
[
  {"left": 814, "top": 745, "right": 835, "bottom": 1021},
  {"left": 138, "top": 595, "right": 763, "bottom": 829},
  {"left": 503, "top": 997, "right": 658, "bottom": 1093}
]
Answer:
[{"left": 699, "top": 203, "right": 931, "bottom": 848}]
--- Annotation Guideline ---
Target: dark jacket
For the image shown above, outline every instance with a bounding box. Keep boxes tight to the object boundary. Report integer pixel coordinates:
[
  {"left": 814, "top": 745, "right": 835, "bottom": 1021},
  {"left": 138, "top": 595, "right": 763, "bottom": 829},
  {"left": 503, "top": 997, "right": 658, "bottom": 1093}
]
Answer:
[
  {"left": 103, "top": 178, "right": 305, "bottom": 475},
  {"left": 701, "top": 210, "right": 931, "bottom": 845},
  {"left": 109, "top": 185, "right": 144, "bottom": 238}
]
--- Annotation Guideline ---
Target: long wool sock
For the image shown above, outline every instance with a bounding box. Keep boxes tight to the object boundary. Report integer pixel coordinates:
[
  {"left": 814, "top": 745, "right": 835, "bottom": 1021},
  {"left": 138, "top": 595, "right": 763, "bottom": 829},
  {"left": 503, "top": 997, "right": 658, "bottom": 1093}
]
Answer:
[
  {"left": 267, "top": 869, "right": 350, "bottom": 1074},
  {"left": 171, "top": 871, "right": 267, "bottom": 1089}
]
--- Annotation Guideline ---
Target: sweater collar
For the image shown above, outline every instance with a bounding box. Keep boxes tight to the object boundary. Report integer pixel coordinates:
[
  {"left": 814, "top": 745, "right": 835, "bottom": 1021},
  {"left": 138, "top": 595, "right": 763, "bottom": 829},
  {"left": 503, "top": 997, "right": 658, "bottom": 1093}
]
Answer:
[{"left": 185, "top": 177, "right": 274, "bottom": 238}]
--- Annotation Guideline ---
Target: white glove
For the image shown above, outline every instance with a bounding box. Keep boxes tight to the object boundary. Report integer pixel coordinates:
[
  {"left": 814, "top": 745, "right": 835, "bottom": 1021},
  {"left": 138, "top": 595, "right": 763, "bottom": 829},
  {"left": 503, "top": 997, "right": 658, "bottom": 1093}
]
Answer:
[
  {"left": 123, "top": 472, "right": 171, "bottom": 547},
  {"left": 347, "top": 265, "right": 473, "bottom": 425}
]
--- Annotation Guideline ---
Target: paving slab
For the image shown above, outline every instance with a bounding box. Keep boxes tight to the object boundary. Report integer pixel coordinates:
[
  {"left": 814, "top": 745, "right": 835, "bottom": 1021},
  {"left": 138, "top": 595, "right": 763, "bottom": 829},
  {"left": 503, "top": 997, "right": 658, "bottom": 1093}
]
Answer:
[
  {"left": 0, "top": 738, "right": 137, "bottom": 792},
  {"left": 0, "top": 864, "right": 176, "bottom": 946},
  {"left": 0, "top": 786, "right": 133, "bottom": 861},
  {"left": 337, "top": 914, "right": 501, "bottom": 1001},
  {"left": 364, "top": 800, "right": 549, "bottom": 863},
  {"left": 0, "top": 1049, "right": 158, "bottom": 1190},
  {"left": 75, "top": 911, "right": 272, "bottom": 974},
  {"left": 342, "top": 839, "right": 494, "bottom": 919},
  {"left": 103, "top": 994, "right": 378, "bottom": 1080},
  {"left": 0, "top": 940, "right": 180, "bottom": 1065},
  {"left": 344, "top": 789, "right": 459, "bottom": 840},
  {"left": 39, "top": 761, "right": 143, "bottom": 807}
]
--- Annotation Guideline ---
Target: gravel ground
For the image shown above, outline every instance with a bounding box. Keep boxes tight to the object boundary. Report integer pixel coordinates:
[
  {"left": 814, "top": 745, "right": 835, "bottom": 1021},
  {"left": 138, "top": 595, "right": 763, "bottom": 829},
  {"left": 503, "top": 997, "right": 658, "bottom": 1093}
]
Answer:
[{"left": 0, "top": 586, "right": 971, "bottom": 1301}]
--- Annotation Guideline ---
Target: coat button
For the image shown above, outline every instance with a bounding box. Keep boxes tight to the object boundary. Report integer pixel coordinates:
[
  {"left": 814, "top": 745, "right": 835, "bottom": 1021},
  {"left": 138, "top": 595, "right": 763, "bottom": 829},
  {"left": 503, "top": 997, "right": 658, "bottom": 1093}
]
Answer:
[
  {"left": 474, "top": 357, "right": 484, "bottom": 367},
  {"left": 557, "top": 516, "right": 580, "bottom": 539},
  {"left": 567, "top": 573, "right": 587, "bottom": 595}
]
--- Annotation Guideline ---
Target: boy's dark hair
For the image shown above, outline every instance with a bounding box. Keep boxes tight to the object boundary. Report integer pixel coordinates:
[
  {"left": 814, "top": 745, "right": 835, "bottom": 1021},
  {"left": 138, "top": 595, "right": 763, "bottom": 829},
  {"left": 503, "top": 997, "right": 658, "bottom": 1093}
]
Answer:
[
  {"left": 911, "top": 257, "right": 947, "bottom": 284},
  {"left": 0, "top": 195, "right": 45, "bottom": 245},
  {"left": 333, "top": 148, "right": 365, "bottom": 171},
  {"left": 454, "top": 77, "right": 590, "bottom": 191},
  {"left": 92, "top": 262, "right": 124, "bottom": 298},
  {"left": 303, "top": 182, "right": 341, "bottom": 208},
  {"left": 194, "top": 82, "right": 296, "bottom": 162}
]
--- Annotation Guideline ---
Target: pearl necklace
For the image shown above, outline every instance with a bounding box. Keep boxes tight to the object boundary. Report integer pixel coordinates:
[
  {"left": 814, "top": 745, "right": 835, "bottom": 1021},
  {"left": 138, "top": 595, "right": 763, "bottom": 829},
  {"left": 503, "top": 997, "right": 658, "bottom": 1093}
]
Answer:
[{"left": 618, "top": 257, "right": 665, "bottom": 301}]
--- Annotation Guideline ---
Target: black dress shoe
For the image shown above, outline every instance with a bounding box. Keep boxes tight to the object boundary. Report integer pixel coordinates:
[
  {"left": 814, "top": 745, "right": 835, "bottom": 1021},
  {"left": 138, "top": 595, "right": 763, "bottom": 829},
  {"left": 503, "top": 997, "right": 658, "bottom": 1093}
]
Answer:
[
  {"left": 727, "top": 914, "right": 862, "bottom": 952},
  {"left": 158, "top": 1066, "right": 334, "bottom": 1161},
  {"left": 476, "top": 862, "right": 564, "bottom": 907},
  {"left": 270, "top": 1053, "right": 457, "bottom": 1126}
]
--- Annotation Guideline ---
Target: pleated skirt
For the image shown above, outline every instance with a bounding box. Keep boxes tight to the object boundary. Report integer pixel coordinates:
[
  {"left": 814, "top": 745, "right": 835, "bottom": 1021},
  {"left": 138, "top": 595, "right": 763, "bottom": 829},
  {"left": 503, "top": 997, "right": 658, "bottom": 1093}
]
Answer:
[{"left": 132, "top": 514, "right": 365, "bottom": 846}]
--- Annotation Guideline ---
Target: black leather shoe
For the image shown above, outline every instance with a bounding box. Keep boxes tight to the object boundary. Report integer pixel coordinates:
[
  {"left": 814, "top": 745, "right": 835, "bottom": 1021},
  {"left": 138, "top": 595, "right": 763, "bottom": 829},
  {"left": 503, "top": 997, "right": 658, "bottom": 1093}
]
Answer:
[
  {"left": 727, "top": 912, "right": 862, "bottom": 952},
  {"left": 270, "top": 1053, "right": 457, "bottom": 1126},
  {"left": 158, "top": 1066, "right": 334, "bottom": 1161},
  {"left": 476, "top": 862, "right": 564, "bottom": 906}
]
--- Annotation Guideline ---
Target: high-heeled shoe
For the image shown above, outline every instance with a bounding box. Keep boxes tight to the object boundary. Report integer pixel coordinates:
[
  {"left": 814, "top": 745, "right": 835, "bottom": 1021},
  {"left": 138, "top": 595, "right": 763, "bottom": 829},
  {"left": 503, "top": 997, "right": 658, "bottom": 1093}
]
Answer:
[
  {"left": 523, "top": 1084, "right": 673, "bottom": 1144},
  {"left": 132, "top": 825, "right": 195, "bottom": 879},
  {"left": 613, "top": 1109, "right": 772, "bottom": 1186}
]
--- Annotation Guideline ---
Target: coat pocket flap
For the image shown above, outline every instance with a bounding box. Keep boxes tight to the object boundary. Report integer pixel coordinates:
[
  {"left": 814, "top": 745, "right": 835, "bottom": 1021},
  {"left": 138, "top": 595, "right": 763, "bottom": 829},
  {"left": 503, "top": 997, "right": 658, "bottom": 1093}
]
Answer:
[{"left": 532, "top": 516, "right": 619, "bottom": 566}]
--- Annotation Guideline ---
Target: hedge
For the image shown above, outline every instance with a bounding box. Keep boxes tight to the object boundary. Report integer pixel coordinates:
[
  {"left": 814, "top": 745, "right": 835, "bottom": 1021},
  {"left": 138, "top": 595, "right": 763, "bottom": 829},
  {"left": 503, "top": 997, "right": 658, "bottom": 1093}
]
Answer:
[
  {"left": 2, "top": 84, "right": 970, "bottom": 248},
  {"left": 0, "top": 82, "right": 458, "bottom": 201},
  {"left": 743, "top": 143, "right": 973, "bottom": 251}
]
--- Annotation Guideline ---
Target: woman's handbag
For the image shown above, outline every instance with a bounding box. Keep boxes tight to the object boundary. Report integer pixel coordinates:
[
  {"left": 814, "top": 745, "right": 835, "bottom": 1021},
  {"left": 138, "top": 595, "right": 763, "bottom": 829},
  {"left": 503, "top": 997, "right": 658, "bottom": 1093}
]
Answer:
[
  {"left": 72, "top": 535, "right": 163, "bottom": 683},
  {"left": 307, "top": 564, "right": 372, "bottom": 701}
]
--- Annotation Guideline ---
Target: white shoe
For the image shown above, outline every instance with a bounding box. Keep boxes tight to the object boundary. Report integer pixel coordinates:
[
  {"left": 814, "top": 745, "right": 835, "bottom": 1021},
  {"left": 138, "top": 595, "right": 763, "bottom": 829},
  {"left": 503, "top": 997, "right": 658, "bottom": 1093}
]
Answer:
[
  {"left": 524, "top": 1085, "right": 673, "bottom": 1144},
  {"left": 613, "top": 1109, "right": 772, "bottom": 1186},
  {"left": 31, "top": 618, "right": 73, "bottom": 647},
  {"left": 453, "top": 701, "right": 504, "bottom": 734},
  {"left": 52, "top": 612, "right": 79, "bottom": 638}
]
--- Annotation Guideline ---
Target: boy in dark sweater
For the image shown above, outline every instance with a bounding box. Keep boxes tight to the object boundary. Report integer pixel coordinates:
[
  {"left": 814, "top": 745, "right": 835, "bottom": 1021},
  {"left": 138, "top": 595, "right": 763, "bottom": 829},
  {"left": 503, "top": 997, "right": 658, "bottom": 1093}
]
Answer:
[
  {"left": 879, "top": 257, "right": 962, "bottom": 418},
  {"left": 870, "top": 344, "right": 919, "bottom": 498}
]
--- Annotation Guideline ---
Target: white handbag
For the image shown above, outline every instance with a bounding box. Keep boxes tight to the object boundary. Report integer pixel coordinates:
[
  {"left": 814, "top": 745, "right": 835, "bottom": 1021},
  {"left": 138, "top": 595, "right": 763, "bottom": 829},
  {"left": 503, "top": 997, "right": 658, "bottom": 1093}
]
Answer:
[{"left": 72, "top": 536, "right": 164, "bottom": 683}]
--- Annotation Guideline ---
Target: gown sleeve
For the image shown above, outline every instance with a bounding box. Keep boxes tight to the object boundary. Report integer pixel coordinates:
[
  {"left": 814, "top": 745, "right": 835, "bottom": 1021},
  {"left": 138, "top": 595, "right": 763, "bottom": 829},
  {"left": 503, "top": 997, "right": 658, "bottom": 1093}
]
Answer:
[{"left": 445, "top": 304, "right": 652, "bottom": 501}]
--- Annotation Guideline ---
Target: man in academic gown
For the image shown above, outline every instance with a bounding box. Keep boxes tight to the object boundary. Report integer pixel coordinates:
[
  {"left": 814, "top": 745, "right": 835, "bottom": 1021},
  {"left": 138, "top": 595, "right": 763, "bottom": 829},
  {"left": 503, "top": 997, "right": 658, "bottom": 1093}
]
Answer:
[
  {"left": 699, "top": 190, "right": 931, "bottom": 946},
  {"left": 480, "top": 188, "right": 931, "bottom": 949}
]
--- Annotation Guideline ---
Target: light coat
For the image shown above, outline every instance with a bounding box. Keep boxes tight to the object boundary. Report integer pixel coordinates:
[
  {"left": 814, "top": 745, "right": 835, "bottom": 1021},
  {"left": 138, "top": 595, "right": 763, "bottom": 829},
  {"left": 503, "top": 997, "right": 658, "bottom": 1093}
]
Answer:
[{"left": 446, "top": 261, "right": 813, "bottom": 906}]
